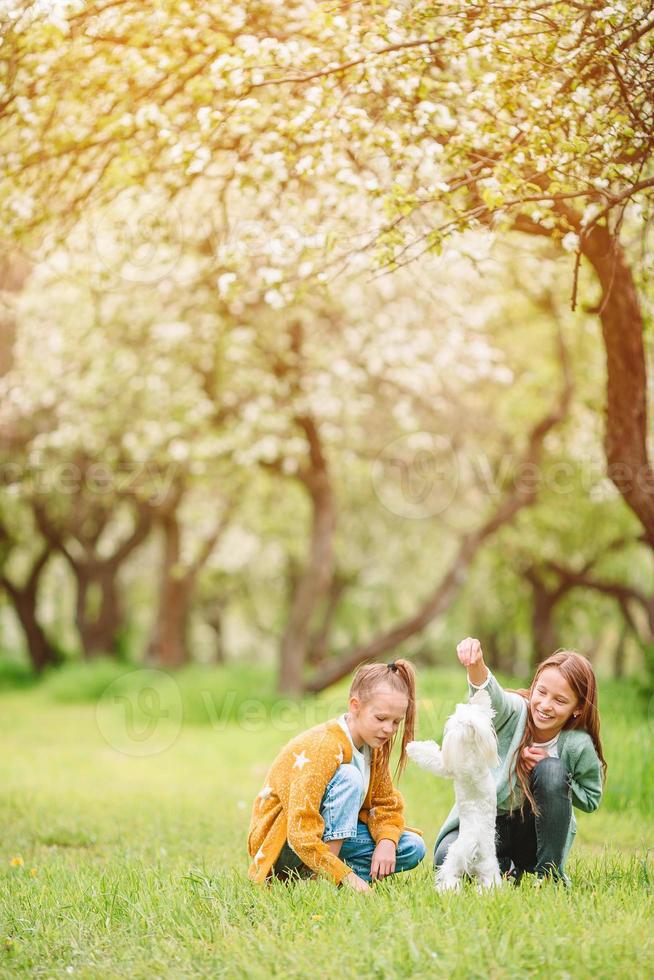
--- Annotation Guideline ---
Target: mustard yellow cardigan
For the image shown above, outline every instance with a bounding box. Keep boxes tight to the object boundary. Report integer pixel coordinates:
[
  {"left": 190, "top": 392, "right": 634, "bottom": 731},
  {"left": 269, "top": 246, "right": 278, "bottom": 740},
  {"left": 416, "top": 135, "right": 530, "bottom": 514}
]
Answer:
[{"left": 247, "top": 718, "right": 413, "bottom": 884}]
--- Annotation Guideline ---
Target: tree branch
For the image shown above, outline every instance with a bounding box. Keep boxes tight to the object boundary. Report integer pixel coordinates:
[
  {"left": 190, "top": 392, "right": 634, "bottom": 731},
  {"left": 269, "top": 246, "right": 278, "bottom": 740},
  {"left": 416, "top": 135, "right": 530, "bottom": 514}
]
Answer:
[
  {"left": 544, "top": 559, "right": 654, "bottom": 632},
  {"left": 187, "top": 500, "right": 235, "bottom": 580},
  {"left": 244, "top": 38, "right": 444, "bottom": 92},
  {"left": 305, "top": 329, "right": 572, "bottom": 692}
]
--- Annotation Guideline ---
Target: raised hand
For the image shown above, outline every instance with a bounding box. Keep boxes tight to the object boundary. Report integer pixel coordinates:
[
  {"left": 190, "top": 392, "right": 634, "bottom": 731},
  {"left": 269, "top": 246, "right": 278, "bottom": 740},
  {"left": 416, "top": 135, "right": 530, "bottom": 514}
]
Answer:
[
  {"left": 456, "top": 637, "right": 484, "bottom": 667},
  {"left": 456, "top": 637, "right": 488, "bottom": 687}
]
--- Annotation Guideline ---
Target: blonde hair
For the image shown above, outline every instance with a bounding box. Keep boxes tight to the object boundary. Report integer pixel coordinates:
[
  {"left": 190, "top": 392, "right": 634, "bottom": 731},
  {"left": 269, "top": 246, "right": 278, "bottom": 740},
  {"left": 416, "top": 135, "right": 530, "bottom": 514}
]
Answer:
[{"left": 349, "top": 659, "right": 417, "bottom": 778}]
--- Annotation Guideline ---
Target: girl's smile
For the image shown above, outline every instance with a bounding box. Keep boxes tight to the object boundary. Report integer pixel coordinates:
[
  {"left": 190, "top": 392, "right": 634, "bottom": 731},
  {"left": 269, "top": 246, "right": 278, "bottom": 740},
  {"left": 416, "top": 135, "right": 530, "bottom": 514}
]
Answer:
[{"left": 529, "top": 667, "right": 579, "bottom": 740}]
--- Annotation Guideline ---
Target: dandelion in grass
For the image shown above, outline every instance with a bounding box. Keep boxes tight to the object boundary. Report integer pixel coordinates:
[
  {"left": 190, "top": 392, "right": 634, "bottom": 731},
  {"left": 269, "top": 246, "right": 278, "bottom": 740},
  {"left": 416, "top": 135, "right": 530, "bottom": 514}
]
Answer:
[{"left": 10, "top": 856, "right": 24, "bottom": 867}]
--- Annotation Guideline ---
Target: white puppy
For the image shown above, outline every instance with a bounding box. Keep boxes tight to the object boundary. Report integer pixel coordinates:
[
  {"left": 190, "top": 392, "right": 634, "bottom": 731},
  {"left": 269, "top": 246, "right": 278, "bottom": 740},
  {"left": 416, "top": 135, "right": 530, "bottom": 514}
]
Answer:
[{"left": 407, "top": 689, "right": 502, "bottom": 892}]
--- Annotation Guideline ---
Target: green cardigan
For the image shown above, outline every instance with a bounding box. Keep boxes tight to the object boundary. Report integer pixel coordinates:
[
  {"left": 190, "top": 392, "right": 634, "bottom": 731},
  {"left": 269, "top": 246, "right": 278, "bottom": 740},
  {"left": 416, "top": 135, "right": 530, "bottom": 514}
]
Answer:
[{"left": 434, "top": 672, "right": 603, "bottom": 874}]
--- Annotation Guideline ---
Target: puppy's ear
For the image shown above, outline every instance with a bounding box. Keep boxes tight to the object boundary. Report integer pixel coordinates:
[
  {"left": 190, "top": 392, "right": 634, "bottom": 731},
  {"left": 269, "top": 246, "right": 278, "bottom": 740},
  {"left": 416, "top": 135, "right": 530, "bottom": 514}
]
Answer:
[
  {"left": 473, "top": 724, "right": 499, "bottom": 769},
  {"left": 441, "top": 725, "right": 472, "bottom": 773},
  {"left": 469, "top": 688, "right": 495, "bottom": 720}
]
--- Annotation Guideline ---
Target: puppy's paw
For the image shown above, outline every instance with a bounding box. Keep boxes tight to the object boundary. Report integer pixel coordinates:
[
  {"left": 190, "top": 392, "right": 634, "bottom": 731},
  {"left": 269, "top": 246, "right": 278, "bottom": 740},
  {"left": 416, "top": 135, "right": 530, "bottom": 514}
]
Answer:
[
  {"left": 435, "top": 873, "right": 461, "bottom": 893},
  {"left": 406, "top": 739, "right": 444, "bottom": 775}
]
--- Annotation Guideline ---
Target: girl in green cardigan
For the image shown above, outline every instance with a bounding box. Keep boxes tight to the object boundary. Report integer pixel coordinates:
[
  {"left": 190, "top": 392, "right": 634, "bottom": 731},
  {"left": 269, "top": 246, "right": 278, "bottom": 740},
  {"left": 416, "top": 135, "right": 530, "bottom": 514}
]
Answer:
[{"left": 434, "top": 638, "right": 606, "bottom": 885}]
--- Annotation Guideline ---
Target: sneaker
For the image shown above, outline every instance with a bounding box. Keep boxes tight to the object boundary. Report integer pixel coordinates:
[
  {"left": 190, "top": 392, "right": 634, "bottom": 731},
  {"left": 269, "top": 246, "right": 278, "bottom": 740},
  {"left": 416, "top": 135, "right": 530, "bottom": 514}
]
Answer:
[
  {"left": 532, "top": 861, "right": 572, "bottom": 888},
  {"left": 523, "top": 870, "right": 570, "bottom": 889},
  {"left": 501, "top": 859, "right": 524, "bottom": 886}
]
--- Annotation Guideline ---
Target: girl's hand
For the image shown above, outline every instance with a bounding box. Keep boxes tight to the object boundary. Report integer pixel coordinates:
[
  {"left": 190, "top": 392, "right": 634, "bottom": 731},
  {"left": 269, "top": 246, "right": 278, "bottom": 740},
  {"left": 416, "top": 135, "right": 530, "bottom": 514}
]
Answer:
[
  {"left": 456, "top": 637, "right": 484, "bottom": 667},
  {"left": 370, "top": 839, "right": 396, "bottom": 881},
  {"left": 456, "top": 637, "right": 488, "bottom": 687},
  {"left": 522, "top": 746, "right": 549, "bottom": 772},
  {"left": 343, "top": 871, "right": 371, "bottom": 893}
]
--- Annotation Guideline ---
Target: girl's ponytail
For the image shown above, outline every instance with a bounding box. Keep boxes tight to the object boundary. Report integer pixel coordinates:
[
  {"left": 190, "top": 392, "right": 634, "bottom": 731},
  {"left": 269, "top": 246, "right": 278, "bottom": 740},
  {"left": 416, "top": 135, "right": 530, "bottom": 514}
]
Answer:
[
  {"left": 389, "top": 659, "right": 417, "bottom": 777},
  {"left": 349, "top": 658, "right": 417, "bottom": 778}
]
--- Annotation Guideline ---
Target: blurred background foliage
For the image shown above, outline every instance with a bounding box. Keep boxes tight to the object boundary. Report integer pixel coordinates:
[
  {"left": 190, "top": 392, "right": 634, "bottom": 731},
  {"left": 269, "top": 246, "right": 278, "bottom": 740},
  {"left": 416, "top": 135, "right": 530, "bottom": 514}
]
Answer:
[{"left": 0, "top": 0, "right": 653, "bottom": 699}]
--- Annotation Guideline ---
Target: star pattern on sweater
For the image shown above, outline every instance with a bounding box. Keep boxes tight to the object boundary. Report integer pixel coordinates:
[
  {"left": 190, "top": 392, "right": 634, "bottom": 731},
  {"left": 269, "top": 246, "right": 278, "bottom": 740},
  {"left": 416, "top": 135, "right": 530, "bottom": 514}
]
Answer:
[{"left": 248, "top": 720, "right": 407, "bottom": 886}]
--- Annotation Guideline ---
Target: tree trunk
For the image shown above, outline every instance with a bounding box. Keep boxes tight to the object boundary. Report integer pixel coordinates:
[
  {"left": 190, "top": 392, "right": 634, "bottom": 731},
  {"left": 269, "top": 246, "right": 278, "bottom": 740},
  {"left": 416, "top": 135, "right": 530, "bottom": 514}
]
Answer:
[
  {"left": 75, "top": 566, "right": 124, "bottom": 658},
  {"left": 147, "top": 512, "right": 193, "bottom": 668},
  {"left": 484, "top": 632, "right": 520, "bottom": 676},
  {"left": 483, "top": 632, "right": 502, "bottom": 672},
  {"left": 581, "top": 224, "right": 654, "bottom": 546},
  {"left": 205, "top": 604, "right": 226, "bottom": 664},
  {"left": 147, "top": 575, "right": 193, "bottom": 667},
  {"left": 529, "top": 580, "right": 559, "bottom": 668},
  {"left": 614, "top": 621, "right": 628, "bottom": 679},
  {"left": 279, "top": 467, "right": 336, "bottom": 694},
  {"left": 307, "top": 572, "right": 350, "bottom": 667},
  {"left": 32, "top": 498, "right": 153, "bottom": 660},
  {"left": 513, "top": 199, "right": 654, "bottom": 547},
  {"left": 0, "top": 252, "right": 31, "bottom": 376},
  {"left": 501, "top": 637, "right": 520, "bottom": 677},
  {"left": 0, "top": 547, "right": 59, "bottom": 673},
  {"left": 146, "top": 490, "right": 232, "bottom": 669},
  {"left": 2, "top": 578, "right": 59, "bottom": 672},
  {"left": 20, "top": 604, "right": 58, "bottom": 671}
]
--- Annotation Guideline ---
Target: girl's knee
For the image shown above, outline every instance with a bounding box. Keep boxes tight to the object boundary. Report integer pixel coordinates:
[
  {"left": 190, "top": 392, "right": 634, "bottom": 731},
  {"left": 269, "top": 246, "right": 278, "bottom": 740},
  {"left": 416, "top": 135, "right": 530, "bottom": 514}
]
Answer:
[
  {"left": 327, "top": 763, "right": 364, "bottom": 796},
  {"left": 434, "top": 830, "right": 458, "bottom": 868},
  {"left": 408, "top": 832, "right": 426, "bottom": 864},
  {"left": 397, "top": 831, "right": 426, "bottom": 870},
  {"left": 321, "top": 765, "right": 364, "bottom": 837},
  {"left": 531, "top": 756, "right": 569, "bottom": 790}
]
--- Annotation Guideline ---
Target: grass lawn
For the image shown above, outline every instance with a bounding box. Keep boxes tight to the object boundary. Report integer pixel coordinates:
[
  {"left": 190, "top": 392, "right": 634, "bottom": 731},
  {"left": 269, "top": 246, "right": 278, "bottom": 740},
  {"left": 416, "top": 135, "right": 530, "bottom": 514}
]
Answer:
[{"left": 1, "top": 664, "right": 653, "bottom": 978}]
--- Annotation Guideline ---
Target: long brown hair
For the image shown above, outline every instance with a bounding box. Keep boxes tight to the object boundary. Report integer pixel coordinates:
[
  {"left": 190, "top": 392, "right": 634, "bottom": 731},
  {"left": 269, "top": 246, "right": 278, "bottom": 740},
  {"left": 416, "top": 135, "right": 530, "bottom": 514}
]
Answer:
[
  {"left": 349, "top": 658, "right": 417, "bottom": 778},
  {"left": 510, "top": 650, "right": 607, "bottom": 814}
]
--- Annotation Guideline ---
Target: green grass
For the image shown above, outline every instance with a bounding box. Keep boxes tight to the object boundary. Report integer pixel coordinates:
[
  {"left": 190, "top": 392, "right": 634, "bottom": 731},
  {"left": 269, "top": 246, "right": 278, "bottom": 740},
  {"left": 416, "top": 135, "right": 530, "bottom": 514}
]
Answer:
[{"left": 1, "top": 665, "right": 653, "bottom": 978}]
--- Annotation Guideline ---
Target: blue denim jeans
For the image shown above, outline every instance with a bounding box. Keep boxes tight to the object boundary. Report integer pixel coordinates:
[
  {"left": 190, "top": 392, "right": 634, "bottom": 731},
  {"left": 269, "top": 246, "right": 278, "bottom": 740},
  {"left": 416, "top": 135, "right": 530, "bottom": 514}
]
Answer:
[
  {"left": 274, "top": 763, "right": 426, "bottom": 882},
  {"left": 434, "top": 756, "right": 572, "bottom": 883}
]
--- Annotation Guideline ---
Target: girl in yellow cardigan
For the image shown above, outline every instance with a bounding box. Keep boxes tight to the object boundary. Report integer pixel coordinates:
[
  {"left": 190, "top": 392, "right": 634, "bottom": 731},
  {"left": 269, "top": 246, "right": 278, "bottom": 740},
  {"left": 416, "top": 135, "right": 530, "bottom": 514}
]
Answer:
[{"left": 247, "top": 660, "right": 426, "bottom": 893}]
